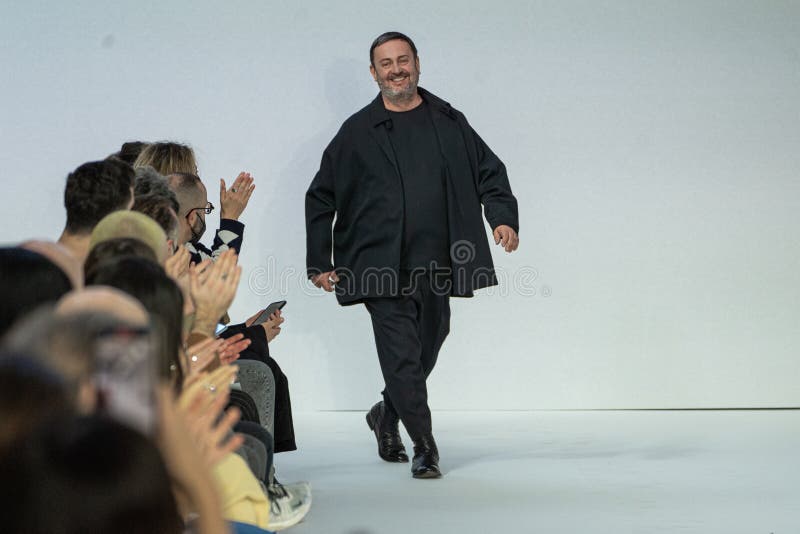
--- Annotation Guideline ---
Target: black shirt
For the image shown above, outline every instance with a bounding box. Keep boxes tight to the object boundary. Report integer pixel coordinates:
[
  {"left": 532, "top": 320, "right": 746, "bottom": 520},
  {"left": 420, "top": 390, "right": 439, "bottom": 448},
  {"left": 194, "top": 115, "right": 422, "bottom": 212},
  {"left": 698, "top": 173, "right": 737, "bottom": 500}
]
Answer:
[{"left": 387, "top": 100, "right": 451, "bottom": 269}]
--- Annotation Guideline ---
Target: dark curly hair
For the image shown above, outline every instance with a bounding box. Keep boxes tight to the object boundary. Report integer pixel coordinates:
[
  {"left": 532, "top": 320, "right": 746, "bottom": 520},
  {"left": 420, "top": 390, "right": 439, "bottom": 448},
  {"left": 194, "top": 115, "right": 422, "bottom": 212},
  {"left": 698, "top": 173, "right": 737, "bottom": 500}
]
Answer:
[{"left": 63, "top": 159, "right": 135, "bottom": 234}]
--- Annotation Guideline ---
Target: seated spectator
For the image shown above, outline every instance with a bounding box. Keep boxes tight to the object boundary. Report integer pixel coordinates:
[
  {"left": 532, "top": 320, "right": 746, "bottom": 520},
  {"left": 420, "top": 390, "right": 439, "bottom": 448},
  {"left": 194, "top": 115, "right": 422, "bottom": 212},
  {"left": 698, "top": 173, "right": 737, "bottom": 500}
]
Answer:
[
  {"left": 83, "top": 237, "right": 159, "bottom": 281},
  {"left": 110, "top": 140, "right": 149, "bottom": 166},
  {"left": 0, "top": 415, "right": 184, "bottom": 534},
  {"left": 0, "top": 351, "right": 73, "bottom": 457},
  {"left": 89, "top": 211, "right": 170, "bottom": 264},
  {"left": 57, "top": 159, "right": 135, "bottom": 264},
  {"left": 134, "top": 165, "right": 179, "bottom": 211},
  {"left": 133, "top": 193, "right": 181, "bottom": 253},
  {"left": 0, "top": 247, "right": 73, "bottom": 338},
  {"left": 134, "top": 141, "right": 198, "bottom": 175},
  {"left": 19, "top": 240, "right": 83, "bottom": 289},
  {"left": 167, "top": 170, "right": 253, "bottom": 263}
]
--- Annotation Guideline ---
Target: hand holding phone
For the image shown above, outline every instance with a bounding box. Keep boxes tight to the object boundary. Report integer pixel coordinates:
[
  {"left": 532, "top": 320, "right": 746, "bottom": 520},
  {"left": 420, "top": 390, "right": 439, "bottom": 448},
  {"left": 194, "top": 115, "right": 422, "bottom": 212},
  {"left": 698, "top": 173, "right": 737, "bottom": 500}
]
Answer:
[{"left": 246, "top": 300, "right": 286, "bottom": 327}]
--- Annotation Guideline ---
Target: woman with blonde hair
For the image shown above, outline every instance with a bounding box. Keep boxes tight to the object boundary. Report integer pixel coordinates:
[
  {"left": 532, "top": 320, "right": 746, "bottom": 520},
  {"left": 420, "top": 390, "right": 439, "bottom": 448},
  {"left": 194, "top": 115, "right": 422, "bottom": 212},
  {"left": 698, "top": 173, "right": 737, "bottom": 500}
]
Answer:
[{"left": 134, "top": 141, "right": 198, "bottom": 175}]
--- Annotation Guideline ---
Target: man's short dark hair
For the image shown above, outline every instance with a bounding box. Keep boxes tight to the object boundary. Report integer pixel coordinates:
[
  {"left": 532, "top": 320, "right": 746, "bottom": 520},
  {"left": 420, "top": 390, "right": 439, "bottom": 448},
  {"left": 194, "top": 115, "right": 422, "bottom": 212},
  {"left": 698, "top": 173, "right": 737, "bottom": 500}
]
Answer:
[
  {"left": 134, "top": 166, "right": 180, "bottom": 214},
  {"left": 370, "top": 31, "right": 418, "bottom": 65},
  {"left": 109, "top": 141, "right": 149, "bottom": 166},
  {"left": 63, "top": 159, "right": 135, "bottom": 234}
]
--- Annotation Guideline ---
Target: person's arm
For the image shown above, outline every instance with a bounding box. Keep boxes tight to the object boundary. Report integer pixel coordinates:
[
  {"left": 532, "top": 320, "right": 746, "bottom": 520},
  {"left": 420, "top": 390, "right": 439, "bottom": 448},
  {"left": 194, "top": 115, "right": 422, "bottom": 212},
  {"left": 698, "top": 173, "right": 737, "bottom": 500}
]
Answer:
[
  {"left": 156, "top": 385, "right": 234, "bottom": 534},
  {"left": 203, "top": 172, "right": 254, "bottom": 260},
  {"left": 189, "top": 251, "right": 241, "bottom": 338},
  {"left": 205, "top": 219, "right": 245, "bottom": 260},
  {"left": 306, "top": 147, "right": 339, "bottom": 290},
  {"left": 468, "top": 125, "right": 520, "bottom": 252},
  {"left": 471, "top": 126, "right": 519, "bottom": 234}
]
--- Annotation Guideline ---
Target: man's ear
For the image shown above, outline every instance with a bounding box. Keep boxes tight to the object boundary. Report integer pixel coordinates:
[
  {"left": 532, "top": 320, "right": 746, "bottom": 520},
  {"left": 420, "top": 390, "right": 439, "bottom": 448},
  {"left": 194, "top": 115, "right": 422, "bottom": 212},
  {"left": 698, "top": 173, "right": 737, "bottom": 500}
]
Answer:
[
  {"left": 416, "top": 56, "right": 421, "bottom": 75},
  {"left": 369, "top": 63, "right": 377, "bottom": 82}
]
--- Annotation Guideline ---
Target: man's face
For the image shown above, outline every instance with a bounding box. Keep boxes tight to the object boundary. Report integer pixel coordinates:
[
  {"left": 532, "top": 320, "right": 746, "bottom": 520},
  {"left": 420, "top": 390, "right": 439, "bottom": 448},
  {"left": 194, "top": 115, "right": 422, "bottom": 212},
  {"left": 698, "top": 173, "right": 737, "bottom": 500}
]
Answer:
[
  {"left": 370, "top": 39, "right": 420, "bottom": 101},
  {"left": 185, "top": 184, "right": 209, "bottom": 243}
]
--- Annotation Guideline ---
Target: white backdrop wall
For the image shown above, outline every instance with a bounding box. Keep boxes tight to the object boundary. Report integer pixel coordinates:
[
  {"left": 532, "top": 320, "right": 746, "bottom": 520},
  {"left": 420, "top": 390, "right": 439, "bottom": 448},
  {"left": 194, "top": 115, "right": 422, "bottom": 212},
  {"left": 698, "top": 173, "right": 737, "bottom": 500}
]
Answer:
[{"left": 1, "top": 1, "right": 798, "bottom": 410}]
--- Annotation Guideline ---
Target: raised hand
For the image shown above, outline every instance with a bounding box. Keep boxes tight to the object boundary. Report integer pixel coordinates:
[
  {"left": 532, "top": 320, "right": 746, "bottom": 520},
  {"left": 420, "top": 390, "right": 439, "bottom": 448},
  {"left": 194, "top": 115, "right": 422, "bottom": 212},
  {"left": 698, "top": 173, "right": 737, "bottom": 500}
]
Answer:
[
  {"left": 185, "top": 336, "right": 226, "bottom": 376},
  {"left": 176, "top": 365, "right": 244, "bottom": 467},
  {"left": 189, "top": 249, "right": 241, "bottom": 336},
  {"left": 220, "top": 172, "right": 255, "bottom": 220},
  {"left": 218, "top": 333, "right": 250, "bottom": 365}
]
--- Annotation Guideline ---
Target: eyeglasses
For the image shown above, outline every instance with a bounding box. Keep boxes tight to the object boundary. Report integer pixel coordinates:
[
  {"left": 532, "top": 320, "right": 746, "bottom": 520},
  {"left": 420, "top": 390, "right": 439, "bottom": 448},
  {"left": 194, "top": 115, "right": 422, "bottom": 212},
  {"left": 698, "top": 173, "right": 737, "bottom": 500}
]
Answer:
[{"left": 186, "top": 202, "right": 214, "bottom": 218}]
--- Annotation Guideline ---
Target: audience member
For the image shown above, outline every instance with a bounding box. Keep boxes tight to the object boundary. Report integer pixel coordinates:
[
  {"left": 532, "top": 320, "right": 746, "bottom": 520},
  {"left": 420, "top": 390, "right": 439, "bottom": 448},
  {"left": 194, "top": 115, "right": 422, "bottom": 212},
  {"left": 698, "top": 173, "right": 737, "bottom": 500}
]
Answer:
[
  {"left": 134, "top": 165, "right": 180, "bottom": 212},
  {"left": 110, "top": 140, "right": 149, "bottom": 165},
  {"left": 0, "top": 351, "right": 73, "bottom": 456},
  {"left": 19, "top": 240, "right": 83, "bottom": 289},
  {"left": 57, "top": 159, "right": 135, "bottom": 263},
  {"left": 1, "top": 415, "right": 184, "bottom": 534},
  {"left": 0, "top": 247, "right": 73, "bottom": 338},
  {"left": 90, "top": 210, "right": 170, "bottom": 264},
  {"left": 134, "top": 141, "right": 198, "bottom": 175},
  {"left": 83, "top": 237, "right": 159, "bottom": 281}
]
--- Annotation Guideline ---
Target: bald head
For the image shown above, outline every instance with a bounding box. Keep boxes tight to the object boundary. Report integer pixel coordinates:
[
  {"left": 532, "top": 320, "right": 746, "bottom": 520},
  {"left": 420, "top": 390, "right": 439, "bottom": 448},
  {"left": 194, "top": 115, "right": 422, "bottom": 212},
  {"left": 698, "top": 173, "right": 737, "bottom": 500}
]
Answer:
[
  {"left": 90, "top": 211, "right": 169, "bottom": 264},
  {"left": 21, "top": 240, "right": 83, "bottom": 289},
  {"left": 56, "top": 287, "right": 149, "bottom": 327}
]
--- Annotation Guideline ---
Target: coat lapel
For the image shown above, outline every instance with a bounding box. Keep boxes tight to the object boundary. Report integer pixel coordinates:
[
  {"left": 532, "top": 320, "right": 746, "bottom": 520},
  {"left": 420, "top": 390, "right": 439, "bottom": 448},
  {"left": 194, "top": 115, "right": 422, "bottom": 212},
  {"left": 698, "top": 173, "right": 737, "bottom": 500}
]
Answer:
[{"left": 367, "top": 94, "right": 401, "bottom": 180}]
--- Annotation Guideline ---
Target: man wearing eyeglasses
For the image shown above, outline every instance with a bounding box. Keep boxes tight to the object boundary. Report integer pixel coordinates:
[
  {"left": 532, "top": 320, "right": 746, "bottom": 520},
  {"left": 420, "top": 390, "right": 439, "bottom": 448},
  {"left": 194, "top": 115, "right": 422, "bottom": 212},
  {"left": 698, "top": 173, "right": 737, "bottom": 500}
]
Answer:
[{"left": 167, "top": 171, "right": 255, "bottom": 264}]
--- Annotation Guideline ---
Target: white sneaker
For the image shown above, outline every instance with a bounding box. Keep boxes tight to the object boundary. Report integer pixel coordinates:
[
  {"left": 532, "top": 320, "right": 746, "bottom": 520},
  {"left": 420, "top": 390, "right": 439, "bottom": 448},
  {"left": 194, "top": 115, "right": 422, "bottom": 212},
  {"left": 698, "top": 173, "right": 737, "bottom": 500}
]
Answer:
[{"left": 266, "top": 480, "right": 312, "bottom": 531}]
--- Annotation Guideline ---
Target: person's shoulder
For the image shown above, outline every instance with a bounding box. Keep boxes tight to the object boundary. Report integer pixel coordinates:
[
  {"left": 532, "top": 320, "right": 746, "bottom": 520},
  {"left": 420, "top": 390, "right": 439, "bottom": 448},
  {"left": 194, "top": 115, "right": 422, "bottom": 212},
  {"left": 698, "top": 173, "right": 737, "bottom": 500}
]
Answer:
[
  {"left": 420, "top": 87, "right": 467, "bottom": 122},
  {"left": 324, "top": 97, "right": 380, "bottom": 154},
  {"left": 339, "top": 98, "right": 377, "bottom": 132}
]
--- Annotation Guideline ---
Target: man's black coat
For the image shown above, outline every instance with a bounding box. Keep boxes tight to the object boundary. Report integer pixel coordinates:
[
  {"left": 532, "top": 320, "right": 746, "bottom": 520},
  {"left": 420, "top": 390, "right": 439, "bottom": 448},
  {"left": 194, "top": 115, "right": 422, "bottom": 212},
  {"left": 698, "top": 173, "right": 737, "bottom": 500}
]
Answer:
[{"left": 305, "top": 87, "right": 519, "bottom": 305}]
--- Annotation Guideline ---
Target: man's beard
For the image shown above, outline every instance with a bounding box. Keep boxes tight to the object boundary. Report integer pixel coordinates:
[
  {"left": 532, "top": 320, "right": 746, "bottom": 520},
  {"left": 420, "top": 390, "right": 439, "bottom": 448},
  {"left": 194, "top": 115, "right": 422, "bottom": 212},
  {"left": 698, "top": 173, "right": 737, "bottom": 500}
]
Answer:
[
  {"left": 377, "top": 70, "right": 418, "bottom": 103},
  {"left": 190, "top": 216, "right": 206, "bottom": 242}
]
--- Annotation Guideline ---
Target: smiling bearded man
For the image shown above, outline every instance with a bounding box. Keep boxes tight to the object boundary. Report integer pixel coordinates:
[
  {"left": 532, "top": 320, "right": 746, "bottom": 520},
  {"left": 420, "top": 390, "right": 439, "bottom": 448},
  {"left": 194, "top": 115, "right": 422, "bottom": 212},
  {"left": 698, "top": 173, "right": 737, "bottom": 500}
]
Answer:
[{"left": 306, "top": 31, "right": 520, "bottom": 479}]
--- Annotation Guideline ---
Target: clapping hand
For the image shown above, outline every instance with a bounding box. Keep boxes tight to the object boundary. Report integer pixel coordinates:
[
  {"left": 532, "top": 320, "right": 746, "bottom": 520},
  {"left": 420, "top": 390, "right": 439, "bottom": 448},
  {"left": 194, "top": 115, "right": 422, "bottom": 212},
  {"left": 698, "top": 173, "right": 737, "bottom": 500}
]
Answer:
[
  {"left": 218, "top": 333, "right": 250, "bottom": 365},
  {"left": 220, "top": 172, "right": 255, "bottom": 220},
  {"left": 185, "top": 336, "right": 226, "bottom": 376},
  {"left": 189, "top": 249, "right": 241, "bottom": 335},
  {"left": 177, "top": 365, "right": 244, "bottom": 467}
]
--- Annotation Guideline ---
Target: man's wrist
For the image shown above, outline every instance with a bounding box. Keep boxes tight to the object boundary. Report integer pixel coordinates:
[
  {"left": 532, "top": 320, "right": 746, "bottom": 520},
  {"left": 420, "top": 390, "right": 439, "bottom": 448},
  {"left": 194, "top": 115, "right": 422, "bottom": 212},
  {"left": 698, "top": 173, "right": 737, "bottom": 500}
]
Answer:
[{"left": 192, "top": 309, "right": 220, "bottom": 337}]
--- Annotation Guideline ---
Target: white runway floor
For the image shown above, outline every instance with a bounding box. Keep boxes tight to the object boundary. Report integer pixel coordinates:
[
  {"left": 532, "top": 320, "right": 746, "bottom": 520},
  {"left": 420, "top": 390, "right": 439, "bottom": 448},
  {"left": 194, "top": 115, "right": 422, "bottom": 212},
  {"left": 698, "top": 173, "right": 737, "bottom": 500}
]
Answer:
[{"left": 276, "top": 410, "right": 799, "bottom": 534}]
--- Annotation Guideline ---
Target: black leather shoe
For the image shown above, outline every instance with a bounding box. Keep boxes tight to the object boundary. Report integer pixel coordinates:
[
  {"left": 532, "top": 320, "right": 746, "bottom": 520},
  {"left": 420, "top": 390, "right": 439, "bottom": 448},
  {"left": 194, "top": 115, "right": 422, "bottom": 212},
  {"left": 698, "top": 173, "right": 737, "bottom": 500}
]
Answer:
[
  {"left": 366, "top": 401, "right": 409, "bottom": 463},
  {"left": 411, "top": 434, "right": 442, "bottom": 479}
]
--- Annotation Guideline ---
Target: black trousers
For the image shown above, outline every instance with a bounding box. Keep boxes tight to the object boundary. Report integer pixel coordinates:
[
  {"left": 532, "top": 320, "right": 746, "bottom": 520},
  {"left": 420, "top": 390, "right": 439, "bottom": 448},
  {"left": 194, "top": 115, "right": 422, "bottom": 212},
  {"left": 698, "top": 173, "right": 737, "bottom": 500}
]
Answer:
[{"left": 363, "top": 272, "right": 451, "bottom": 441}]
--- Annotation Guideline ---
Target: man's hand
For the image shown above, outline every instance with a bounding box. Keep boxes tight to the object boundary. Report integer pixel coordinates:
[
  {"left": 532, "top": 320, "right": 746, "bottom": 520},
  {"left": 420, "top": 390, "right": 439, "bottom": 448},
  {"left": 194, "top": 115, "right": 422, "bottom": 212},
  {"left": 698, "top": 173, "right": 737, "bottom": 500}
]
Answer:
[
  {"left": 493, "top": 225, "right": 519, "bottom": 253},
  {"left": 189, "top": 249, "right": 241, "bottom": 336},
  {"left": 261, "top": 309, "right": 284, "bottom": 343},
  {"left": 312, "top": 270, "right": 339, "bottom": 292},
  {"left": 185, "top": 336, "right": 226, "bottom": 376},
  {"left": 220, "top": 172, "right": 255, "bottom": 220},
  {"left": 218, "top": 333, "right": 250, "bottom": 365}
]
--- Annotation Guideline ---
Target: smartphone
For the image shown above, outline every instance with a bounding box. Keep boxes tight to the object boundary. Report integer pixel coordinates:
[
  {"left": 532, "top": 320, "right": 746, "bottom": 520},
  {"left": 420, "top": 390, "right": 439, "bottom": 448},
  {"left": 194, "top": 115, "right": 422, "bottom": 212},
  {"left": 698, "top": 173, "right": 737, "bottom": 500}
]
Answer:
[
  {"left": 93, "top": 326, "right": 156, "bottom": 436},
  {"left": 252, "top": 300, "right": 287, "bottom": 325}
]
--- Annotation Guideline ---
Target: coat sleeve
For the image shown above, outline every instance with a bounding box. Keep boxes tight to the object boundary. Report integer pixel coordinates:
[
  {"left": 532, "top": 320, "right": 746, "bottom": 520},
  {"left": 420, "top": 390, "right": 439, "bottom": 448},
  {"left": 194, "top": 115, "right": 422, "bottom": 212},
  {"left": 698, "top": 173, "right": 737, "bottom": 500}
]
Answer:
[
  {"left": 471, "top": 127, "right": 520, "bottom": 234},
  {"left": 305, "top": 147, "right": 336, "bottom": 278}
]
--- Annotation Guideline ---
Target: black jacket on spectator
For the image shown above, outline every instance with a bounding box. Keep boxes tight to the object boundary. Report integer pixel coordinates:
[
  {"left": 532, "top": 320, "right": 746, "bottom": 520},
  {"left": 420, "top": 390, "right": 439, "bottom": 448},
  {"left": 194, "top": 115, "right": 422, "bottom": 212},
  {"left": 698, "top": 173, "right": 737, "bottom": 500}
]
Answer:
[{"left": 306, "top": 87, "right": 519, "bottom": 305}]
